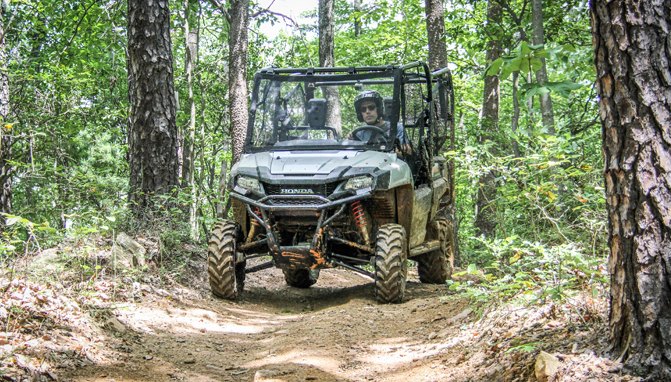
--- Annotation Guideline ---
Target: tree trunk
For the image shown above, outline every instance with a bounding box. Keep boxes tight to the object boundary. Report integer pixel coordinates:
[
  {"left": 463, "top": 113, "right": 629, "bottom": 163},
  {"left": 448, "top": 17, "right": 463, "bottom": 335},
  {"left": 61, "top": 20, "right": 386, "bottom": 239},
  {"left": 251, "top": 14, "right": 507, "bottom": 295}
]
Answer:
[
  {"left": 228, "top": 0, "right": 249, "bottom": 164},
  {"left": 531, "top": 0, "right": 555, "bottom": 134},
  {"left": 318, "top": 0, "right": 341, "bottom": 135},
  {"left": 591, "top": 0, "right": 671, "bottom": 379},
  {"left": 425, "top": 0, "right": 459, "bottom": 265},
  {"left": 183, "top": 0, "right": 200, "bottom": 240},
  {"left": 474, "top": 0, "right": 501, "bottom": 238},
  {"left": 511, "top": 72, "right": 521, "bottom": 158},
  {"left": 424, "top": 0, "right": 447, "bottom": 71},
  {"left": 127, "top": 0, "right": 180, "bottom": 217},
  {"left": 353, "top": 0, "right": 362, "bottom": 37},
  {"left": 0, "top": 2, "right": 12, "bottom": 225}
]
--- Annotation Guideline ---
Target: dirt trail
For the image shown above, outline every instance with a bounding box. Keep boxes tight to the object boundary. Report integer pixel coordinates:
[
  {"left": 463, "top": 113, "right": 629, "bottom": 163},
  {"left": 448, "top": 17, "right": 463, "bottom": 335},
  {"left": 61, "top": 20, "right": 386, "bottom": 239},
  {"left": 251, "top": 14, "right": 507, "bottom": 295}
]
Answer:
[
  {"left": 3, "top": 252, "right": 639, "bottom": 382},
  {"left": 62, "top": 260, "right": 474, "bottom": 382}
]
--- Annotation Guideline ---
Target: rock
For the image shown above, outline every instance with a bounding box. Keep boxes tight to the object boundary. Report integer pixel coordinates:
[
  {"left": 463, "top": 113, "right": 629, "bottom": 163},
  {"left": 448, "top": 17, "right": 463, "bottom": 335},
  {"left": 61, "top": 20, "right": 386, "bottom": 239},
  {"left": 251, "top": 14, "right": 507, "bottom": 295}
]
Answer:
[
  {"left": 29, "top": 248, "right": 65, "bottom": 276},
  {"left": 535, "top": 351, "right": 560, "bottom": 382},
  {"left": 114, "top": 232, "right": 147, "bottom": 268},
  {"left": 253, "top": 369, "right": 283, "bottom": 381},
  {"left": 446, "top": 307, "right": 473, "bottom": 325}
]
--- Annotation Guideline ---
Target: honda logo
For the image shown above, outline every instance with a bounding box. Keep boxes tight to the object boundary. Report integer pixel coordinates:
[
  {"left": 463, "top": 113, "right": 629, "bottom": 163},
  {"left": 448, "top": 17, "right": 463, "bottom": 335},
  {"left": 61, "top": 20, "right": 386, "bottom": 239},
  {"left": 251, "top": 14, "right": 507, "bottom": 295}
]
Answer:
[{"left": 280, "top": 188, "right": 314, "bottom": 194}]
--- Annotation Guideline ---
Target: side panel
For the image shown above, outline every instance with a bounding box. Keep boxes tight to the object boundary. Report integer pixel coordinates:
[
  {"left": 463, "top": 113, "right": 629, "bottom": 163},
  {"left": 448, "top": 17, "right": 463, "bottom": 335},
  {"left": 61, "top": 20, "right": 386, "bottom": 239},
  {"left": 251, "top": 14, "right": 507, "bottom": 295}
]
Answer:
[
  {"left": 409, "top": 185, "right": 432, "bottom": 248},
  {"left": 396, "top": 185, "right": 414, "bottom": 238},
  {"left": 430, "top": 156, "right": 449, "bottom": 220},
  {"left": 231, "top": 199, "right": 249, "bottom": 237},
  {"left": 431, "top": 177, "right": 448, "bottom": 220}
]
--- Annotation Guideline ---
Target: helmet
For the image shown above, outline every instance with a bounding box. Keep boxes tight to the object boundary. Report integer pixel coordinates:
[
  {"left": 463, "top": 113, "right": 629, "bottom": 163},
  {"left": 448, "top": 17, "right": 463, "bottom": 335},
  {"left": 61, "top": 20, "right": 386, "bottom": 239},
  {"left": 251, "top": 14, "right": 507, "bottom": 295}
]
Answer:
[{"left": 354, "top": 90, "right": 384, "bottom": 122}]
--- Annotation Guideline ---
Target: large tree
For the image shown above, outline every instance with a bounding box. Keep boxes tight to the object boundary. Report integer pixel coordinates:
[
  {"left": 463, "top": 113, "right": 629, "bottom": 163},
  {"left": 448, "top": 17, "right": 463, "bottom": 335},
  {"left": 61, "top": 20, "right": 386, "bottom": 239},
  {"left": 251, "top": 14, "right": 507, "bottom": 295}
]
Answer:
[
  {"left": 425, "top": 0, "right": 458, "bottom": 264},
  {"left": 474, "top": 0, "right": 502, "bottom": 238},
  {"left": 591, "top": 0, "right": 671, "bottom": 379},
  {"left": 318, "top": 0, "right": 341, "bottom": 134},
  {"left": 227, "top": 0, "right": 249, "bottom": 163},
  {"left": 0, "top": 0, "right": 12, "bottom": 223},
  {"left": 531, "top": 0, "right": 555, "bottom": 134},
  {"left": 126, "top": 0, "right": 180, "bottom": 216},
  {"left": 182, "top": 0, "right": 200, "bottom": 239}
]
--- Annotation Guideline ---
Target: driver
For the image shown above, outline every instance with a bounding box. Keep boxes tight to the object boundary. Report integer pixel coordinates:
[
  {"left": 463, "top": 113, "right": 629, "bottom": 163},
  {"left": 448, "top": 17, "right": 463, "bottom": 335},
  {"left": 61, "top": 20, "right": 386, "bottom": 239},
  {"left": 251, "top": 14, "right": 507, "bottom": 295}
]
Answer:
[{"left": 352, "top": 90, "right": 411, "bottom": 155}]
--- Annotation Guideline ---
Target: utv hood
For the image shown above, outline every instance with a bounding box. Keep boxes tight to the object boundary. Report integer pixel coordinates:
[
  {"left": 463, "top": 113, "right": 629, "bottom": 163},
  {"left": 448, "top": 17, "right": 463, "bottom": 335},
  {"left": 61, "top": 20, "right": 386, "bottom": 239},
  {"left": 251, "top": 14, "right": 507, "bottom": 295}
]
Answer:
[{"left": 232, "top": 150, "right": 412, "bottom": 189}]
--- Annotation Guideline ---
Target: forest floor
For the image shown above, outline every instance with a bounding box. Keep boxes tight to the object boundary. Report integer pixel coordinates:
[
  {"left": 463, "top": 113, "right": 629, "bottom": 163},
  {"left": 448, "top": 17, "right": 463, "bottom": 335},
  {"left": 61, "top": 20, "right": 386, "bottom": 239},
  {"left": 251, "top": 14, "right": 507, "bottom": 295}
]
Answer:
[{"left": 1, "top": 236, "right": 642, "bottom": 382}]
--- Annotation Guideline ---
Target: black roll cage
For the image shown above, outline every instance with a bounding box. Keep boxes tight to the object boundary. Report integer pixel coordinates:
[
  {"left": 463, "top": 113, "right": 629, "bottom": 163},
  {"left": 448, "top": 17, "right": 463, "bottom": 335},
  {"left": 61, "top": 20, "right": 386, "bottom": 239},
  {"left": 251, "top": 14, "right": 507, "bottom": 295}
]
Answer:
[{"left": 244, "top": 62, "right": 437, "bottom": 154}]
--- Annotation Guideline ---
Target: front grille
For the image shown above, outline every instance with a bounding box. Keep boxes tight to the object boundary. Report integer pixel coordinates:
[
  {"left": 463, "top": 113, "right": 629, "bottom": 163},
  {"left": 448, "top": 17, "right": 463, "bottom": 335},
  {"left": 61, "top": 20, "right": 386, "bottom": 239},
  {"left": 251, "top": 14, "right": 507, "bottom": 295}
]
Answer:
[
  {"left": 267, "top": 197, "right": 324, "bottom": 206},
  {"left": 263, "top": 182, "right": 338, "bottom": 197}
]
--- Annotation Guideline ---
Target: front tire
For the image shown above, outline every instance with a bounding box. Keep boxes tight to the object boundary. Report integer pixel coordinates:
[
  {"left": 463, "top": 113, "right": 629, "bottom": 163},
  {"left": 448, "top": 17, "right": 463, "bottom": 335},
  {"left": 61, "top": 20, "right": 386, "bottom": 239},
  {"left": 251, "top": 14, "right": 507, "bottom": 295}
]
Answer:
[
  {"left": 283, "top": 268, "right": 320, "bottom": 288},
  {"left": 208, "top": 220, "right": 245, "bottom": 299},
  {"left": 417, "top": 218, "right": 453, "bottom": 284},
  {"left": 374, "top": 224, "right": 407, "bottom": 304}
]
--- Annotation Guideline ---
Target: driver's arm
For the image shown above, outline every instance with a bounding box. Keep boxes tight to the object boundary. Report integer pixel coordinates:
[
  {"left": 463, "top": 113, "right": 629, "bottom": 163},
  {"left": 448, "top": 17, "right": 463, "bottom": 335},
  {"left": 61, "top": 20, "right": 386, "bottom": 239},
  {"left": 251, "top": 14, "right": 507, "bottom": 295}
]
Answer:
[{"left": 396, "top": 123, "right": 412, "bottom": 155}]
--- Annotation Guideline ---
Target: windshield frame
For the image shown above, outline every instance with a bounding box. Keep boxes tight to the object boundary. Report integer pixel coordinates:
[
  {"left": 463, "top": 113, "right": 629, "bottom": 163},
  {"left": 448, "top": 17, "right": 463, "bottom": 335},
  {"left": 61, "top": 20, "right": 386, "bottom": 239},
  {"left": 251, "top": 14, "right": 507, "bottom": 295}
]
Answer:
[{"left": 245, "top": 67, "right": 408, "bottom": 153}]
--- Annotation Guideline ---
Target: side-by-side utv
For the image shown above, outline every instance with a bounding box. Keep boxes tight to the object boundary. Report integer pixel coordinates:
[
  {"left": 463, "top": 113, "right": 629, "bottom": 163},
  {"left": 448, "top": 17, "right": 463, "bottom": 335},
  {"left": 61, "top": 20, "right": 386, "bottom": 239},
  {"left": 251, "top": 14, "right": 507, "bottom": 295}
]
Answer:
[{"left": 208, "top": 62, "right": 456, "bottom": 303}]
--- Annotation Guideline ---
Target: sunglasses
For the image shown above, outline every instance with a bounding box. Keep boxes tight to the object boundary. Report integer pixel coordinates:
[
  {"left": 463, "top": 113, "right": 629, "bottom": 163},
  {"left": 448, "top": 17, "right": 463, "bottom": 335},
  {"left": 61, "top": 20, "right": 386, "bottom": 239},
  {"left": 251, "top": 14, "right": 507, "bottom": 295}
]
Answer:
[{"left": 359, "top": 104, "right": 377, "bottom": 113}]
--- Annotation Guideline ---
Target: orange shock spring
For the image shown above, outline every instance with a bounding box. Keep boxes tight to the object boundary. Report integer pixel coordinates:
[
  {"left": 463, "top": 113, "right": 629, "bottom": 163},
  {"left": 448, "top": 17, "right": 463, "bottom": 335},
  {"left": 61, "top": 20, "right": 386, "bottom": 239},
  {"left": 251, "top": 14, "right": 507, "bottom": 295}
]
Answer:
[
  {"left": 246, "top": 207, "right": 262, "bottom": 243},
  {"left": 250, "top": 207, "right": 261, "bottom": 226},
  {"left": 351, "top": 200, "right": 371, "bottom": 246},
  {"left": 351, "top": 200, "right": 367, "bottom": 228}
]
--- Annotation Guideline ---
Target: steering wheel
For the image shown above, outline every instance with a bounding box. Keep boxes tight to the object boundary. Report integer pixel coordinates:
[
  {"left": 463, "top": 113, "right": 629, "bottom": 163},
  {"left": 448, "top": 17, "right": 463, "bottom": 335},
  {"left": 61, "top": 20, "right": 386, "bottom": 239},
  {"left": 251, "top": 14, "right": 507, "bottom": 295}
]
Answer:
[{"left": 350, "top": 125, "right": 388, "bottom": 145}]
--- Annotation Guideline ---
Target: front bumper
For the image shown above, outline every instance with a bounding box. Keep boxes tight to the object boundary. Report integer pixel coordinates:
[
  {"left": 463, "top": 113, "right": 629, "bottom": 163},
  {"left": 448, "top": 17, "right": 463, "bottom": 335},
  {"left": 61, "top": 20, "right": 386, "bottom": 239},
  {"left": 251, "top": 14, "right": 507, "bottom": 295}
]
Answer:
[{"left": 230, "top": 191, "right": 373, "bottom": 269}]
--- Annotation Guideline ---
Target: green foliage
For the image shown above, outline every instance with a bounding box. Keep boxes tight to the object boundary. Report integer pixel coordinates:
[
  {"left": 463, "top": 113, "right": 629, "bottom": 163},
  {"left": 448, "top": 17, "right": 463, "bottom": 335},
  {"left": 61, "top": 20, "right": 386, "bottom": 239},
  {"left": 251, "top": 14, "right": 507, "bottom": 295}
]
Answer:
[
  {"left": 451, "top": 237, "right": 608, "bottom": 304},
  {"left": 0, "top": 214, "right": 60, "bottom": 258}
]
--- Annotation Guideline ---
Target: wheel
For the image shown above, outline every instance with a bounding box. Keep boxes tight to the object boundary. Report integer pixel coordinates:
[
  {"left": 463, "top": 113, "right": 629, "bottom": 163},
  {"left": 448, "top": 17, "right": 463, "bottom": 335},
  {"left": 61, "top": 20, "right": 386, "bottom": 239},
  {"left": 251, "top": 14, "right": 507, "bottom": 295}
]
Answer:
[
  {"left": 417, "top": 218, "right": 454, "bottom": 284},
  {"left": 208, "top": 220, "right": 245, "bottom": 299},
  {"left": 282, "top": 268, "right": 320, "bottom": 288},
  {"left": 373, "top": 224, "right": 407, "bottom": 304}
]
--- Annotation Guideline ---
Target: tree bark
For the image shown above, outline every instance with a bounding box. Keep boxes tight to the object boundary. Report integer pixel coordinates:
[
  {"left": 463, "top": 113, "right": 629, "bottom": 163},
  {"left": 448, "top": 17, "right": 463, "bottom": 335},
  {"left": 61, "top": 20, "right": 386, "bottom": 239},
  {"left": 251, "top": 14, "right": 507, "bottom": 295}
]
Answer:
[
  {"left": 183, "top": 0, "right": 200, "bottom": 240},
  {"left": 475, "top": 0, "right": 502, "bottom": 238},
  {"left": 0, "top": 1, "right": 12, "bottom": 224},
  {"left": 318, "top": 0, "right": 342, "bottom": 134},
  {"left": 591, "top": 0, "right": 671, "bottom": 379},
  {"left": 127, "top": 0, "right": 180, "bottom": 216},
  {"left": 511, "top": 72, "right": 522, "bottom": 158},
  {"left": 425, "top": 0, "right": 459, "bottom": 264},
  {"left": 182, "top": 0, "right": 198, "bottom": 188},
  {"left": 425, "top": 0, "right": 447, "bottom": 71},
  {"left": 353, "top": 0, "right": 362, "bottom": 37},
  {"left": 531, "top": 0, "right": 555, "bottom": 134},
  {"left": 228, "top": 0, "right": 249, "bottom": 163}
]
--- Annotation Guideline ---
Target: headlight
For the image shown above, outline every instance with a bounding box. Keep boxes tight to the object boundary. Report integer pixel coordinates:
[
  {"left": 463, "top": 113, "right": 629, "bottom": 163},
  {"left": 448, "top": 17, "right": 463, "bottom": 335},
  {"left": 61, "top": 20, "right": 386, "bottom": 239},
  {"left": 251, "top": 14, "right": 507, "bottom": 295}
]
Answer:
[
  {"left": 236, "top": 176, "right": 262, "bottom": 192},
  {"left": 344, "top": 175, "right": 373, "bottom": 191}
]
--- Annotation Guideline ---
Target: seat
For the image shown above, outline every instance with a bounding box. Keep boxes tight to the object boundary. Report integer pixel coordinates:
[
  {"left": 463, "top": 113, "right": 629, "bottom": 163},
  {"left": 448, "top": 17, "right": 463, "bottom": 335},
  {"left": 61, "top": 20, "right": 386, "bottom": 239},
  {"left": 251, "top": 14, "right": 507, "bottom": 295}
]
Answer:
[{"left": 306, "top": 98, "right": 327, "bottom": 128}]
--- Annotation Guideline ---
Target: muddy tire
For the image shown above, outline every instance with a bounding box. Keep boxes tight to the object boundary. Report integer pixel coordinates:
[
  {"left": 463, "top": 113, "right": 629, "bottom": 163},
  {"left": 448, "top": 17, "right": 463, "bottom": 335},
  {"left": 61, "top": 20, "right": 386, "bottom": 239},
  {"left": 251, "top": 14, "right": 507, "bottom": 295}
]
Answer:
[
  {"left": 208, "top": 220, "right": 245, "bottom": 299},
  {"left": 283, "top": 268, "right": 320, "bottom": 288},
  {"left": 417, "top": 218, "right": 453, "bottom": 284},
  {"left": 373, "top": 224, "right": 407, "bottom": 304}
]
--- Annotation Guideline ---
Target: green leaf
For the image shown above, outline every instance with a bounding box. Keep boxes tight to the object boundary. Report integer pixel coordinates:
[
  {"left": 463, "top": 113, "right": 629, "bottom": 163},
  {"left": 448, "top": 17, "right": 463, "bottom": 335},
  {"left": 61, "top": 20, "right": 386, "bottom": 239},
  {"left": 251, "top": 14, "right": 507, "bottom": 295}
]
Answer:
[
  {"left": 486, "top": 57, "right": 504, "bottom": 76},
  {"left": 546, "top": 80, "right": 583, "bottom": 95}
]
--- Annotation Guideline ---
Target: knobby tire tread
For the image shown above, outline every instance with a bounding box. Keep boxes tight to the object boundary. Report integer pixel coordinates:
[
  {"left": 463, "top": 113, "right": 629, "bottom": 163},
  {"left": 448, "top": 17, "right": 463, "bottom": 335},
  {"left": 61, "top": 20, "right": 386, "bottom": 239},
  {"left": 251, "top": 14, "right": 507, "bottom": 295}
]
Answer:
[
  {"left": 374, "top": 224, "right": 407, "bottom": 304},
  {"left": 208, "top": 220, "right": 243, "bottom": 299},
  {"left": 283, "top": 268, "right": 320, "bottom": 288},
  {"left": 417, "top": 218, "right": 453, "bottom": 284}
]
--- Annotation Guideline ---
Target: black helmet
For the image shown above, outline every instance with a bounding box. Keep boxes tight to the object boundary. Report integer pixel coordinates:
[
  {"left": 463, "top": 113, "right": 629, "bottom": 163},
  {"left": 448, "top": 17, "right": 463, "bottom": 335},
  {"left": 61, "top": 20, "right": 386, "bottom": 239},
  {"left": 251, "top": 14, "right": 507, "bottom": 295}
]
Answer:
[{"left": 354, "top": 90, "right": 384, "bottom": 122}]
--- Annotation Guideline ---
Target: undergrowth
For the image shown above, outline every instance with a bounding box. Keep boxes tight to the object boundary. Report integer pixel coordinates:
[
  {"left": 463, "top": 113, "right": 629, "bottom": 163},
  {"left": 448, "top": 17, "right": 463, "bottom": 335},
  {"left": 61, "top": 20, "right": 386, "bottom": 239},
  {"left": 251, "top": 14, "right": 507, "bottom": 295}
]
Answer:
[{"left": 450, "top": 237, "right": 609, "bottom": 307}]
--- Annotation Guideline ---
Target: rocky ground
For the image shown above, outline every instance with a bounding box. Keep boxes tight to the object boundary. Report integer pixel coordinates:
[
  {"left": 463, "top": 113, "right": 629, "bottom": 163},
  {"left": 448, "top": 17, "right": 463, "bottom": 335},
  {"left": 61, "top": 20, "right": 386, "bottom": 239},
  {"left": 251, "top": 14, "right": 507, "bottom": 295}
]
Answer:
[{"left": 0, "top": 237, "right": 641, "bottom": 381}]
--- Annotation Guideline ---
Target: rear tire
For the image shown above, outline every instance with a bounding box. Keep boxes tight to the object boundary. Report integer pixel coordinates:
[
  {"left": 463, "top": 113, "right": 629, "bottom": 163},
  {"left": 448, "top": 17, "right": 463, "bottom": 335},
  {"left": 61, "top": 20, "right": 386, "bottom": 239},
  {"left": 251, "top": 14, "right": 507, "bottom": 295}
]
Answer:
[
  {"left": 417, "top": 218, "right": 453, "bottom": 284},
  {"left": 283, "top": 268, "right": 320, "bottom": 288},
  {"left": 374, "top": 224, "right": 407, "bottom": 304},
  {"left": 208, "top": 220, "right": 245, "bottom": 299}
]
